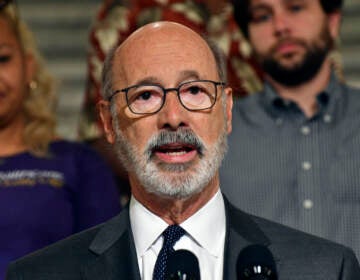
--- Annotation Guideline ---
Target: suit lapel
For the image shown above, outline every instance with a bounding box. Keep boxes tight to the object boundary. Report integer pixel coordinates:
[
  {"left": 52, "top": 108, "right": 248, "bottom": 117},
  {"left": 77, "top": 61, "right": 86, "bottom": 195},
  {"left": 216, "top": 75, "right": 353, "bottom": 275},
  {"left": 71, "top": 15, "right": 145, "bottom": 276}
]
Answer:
[
  {"left": 223, "top": 197, "right": 271, "bottom": 280},
  {"left": 81, "top": 197, "right": 273, "bottom": 280},
  {"left": 82, "top": 208, "right": 141, "bottom": 280}
]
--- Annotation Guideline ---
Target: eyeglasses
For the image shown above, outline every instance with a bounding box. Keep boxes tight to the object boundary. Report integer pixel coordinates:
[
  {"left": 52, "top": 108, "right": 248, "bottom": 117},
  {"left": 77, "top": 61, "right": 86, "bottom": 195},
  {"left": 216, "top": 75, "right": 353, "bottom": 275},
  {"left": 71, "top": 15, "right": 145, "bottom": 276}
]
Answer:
[{"left": 109, "top": 80, "right": 225, "bottom": 115}]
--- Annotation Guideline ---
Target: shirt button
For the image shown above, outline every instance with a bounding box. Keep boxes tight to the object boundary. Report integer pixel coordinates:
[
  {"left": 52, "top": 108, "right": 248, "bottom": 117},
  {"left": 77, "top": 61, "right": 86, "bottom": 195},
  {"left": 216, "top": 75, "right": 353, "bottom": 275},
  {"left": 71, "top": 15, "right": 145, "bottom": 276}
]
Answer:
[
  {"left": 302, "top": 161, "right": 312, "bottom": 170},
  {"left": 323, "top": 114, "right": 332, "bottom": 123},
  {"left": 301, "top": 126, "right": 310, "bottom": 135},
  {"left": 303, "top": 199, "right": 314, "bottom": 209},
  {"left": 275, "top": 118, "right": 283, "bottom": 126}
]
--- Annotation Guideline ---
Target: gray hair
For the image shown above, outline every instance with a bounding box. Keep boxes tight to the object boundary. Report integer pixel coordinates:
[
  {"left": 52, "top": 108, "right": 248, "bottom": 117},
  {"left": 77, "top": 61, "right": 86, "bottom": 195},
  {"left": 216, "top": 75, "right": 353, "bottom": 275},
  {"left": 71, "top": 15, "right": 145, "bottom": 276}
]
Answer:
[
  {"left": 204, "top": 36, "right": 228, "bottom": 84},
  {"left": 101, "top": 35, "right": 228, "bottom": 101},
  {"left": 101, "top": 44, "right": 118, "bottom": 101}
]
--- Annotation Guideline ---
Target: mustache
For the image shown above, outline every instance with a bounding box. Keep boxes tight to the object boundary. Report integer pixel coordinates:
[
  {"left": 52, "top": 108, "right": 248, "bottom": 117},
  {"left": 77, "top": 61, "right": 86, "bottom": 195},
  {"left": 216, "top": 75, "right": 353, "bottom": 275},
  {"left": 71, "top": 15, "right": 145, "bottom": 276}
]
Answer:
[
  {"left": 146, "top": 128, "right": 205, "bottom": 158},
  {"left": 270, "top": 37, "right": 307, "bottom": 53}
]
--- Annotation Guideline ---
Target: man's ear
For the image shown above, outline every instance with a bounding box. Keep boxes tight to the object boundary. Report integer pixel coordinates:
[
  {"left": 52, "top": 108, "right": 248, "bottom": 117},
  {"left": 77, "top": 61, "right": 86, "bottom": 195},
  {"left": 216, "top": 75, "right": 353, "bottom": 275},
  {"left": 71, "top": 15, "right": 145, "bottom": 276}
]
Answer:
[
  {"left": 98, "top": 100, "right": 116, "bottom": 144},
  {"left": 328, "top": 10, "right": 342, "bottom": 41},
  {"left": 224, "top": 87, "right": 233, "bottom": 134}
]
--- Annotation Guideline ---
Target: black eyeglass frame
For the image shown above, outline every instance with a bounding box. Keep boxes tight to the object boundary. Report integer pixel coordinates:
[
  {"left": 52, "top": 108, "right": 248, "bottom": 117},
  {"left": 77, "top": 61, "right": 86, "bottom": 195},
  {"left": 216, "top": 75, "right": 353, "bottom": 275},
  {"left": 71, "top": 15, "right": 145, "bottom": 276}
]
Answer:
[{"left": 108, "top": 79, "right": 226, "bottom": 115}]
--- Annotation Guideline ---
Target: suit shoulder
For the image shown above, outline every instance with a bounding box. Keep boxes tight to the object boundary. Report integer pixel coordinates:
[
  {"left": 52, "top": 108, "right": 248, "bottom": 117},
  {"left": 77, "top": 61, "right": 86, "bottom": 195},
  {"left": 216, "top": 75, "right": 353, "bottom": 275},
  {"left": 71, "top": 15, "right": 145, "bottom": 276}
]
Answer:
[
  {"left": 226, "top": 199, "right": 356, "bottom": 257},
  {"left": 6, "top": 210, "right": 130, "bottom": 279},
  {"left": 8, "top": 224, "right": 102, "bottom": 272},
  {"left": 6, "top": 212, "right": 126, "bottom": 279},
  {"left": 6, "top": 209, "right": 136, "bottom": 280},
  {"left": 225, "top": 198, "right": 360, "bottom": 277},
  {"left": 252, "top": 214, "right": 356, "bottom": 256}
]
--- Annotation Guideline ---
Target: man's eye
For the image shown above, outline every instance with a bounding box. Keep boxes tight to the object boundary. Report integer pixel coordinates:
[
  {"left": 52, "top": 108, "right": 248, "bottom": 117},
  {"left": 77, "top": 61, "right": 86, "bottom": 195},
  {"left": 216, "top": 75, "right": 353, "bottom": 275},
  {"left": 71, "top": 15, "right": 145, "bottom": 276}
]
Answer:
[
  {"left": 289, "top": 4, "right": 304, "bottom": 13},
  {"left": 188, "top": 86, "right": 202, "bottom": 95},
  {"left": 251, "top": 12, "right": 272, "bottom": 23},
  {"left": 136, "top": 91, "right": 153, "bottom": 100}
]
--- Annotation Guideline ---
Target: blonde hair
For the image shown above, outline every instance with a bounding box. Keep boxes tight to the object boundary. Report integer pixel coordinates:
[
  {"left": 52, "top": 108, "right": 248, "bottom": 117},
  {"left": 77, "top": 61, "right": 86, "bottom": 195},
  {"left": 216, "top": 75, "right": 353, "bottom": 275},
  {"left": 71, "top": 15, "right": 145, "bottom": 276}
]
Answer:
[{"left": 1, "top": 5, "right": 57, "bottom": 156}]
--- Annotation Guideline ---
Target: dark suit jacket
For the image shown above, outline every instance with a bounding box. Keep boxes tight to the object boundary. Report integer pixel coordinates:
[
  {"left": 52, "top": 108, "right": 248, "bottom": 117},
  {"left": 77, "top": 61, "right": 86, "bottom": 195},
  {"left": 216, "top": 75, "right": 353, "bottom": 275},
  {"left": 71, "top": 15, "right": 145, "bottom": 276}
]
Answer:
[{"left": 6, "top": 198, "right": 360, "bottom": 279}]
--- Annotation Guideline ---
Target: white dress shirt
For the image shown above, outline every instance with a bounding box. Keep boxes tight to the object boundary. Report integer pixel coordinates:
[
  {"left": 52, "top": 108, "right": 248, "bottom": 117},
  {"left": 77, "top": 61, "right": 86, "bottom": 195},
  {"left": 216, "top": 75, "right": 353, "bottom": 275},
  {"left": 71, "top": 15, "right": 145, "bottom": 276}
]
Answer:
[{"left": 130, "top": 190, "right": 226, "bottom": 280}]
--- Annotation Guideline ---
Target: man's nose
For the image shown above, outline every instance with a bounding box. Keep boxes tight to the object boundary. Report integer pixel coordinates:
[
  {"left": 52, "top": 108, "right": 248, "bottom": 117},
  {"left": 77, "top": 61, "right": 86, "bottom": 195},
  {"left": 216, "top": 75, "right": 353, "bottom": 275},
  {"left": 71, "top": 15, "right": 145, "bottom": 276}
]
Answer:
[
  {"left": 273, "top": 12, "right": 290, "bottom": 37},
  {"left": 157, "top": 90, "right": 188, "bottom": 130}
]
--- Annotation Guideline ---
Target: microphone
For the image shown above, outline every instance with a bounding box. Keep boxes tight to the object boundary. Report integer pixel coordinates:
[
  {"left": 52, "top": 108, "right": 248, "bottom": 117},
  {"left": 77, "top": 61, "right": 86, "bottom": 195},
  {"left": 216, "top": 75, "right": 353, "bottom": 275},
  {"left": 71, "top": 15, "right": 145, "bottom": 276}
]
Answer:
[
  {"left": 236, "top": 244, "right": 277, "bottom": 280},
  {"left": 165, "top": 249, "right": 200, "bottom": 280}
]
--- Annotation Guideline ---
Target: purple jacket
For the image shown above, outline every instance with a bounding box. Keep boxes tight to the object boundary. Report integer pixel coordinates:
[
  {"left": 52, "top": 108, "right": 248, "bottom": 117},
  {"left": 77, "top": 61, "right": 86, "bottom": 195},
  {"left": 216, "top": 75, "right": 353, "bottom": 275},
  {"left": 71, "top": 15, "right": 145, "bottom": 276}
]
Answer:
[{"left": 0, "top": 140, "right": 121, "bottom": 279}]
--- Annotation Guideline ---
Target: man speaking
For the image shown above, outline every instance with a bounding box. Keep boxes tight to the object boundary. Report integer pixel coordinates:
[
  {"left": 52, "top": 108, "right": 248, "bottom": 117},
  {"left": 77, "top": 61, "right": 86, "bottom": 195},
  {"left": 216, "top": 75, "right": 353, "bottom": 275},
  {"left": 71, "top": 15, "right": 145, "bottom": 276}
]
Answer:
[{"left": 6, "top": 21, "right": 360, "bottom": 279}]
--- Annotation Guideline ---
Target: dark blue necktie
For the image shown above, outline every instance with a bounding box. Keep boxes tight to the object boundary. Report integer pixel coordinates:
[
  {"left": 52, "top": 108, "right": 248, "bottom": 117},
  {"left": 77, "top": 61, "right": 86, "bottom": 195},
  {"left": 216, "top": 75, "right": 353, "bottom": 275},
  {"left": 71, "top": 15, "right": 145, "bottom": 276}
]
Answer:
[{"left": 153, "top": 225, "right": 186, "bottom": 280}]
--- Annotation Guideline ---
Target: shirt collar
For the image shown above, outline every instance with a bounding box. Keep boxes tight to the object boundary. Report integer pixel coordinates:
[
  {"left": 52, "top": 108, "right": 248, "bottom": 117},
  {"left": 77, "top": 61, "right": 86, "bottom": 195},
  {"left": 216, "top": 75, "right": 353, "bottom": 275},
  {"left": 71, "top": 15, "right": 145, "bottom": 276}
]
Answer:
[
  {"left": 129, "top": 190, "right": 226, "bottom": 258},
  {"left": 181, "top": 190, "right": 226, "bottom": 257},
  {"left": 129, "top": 196, "right": 169, "bottom": 260},
  {"left": 261, "top": 71, "right": 343, "bottom": 120}
]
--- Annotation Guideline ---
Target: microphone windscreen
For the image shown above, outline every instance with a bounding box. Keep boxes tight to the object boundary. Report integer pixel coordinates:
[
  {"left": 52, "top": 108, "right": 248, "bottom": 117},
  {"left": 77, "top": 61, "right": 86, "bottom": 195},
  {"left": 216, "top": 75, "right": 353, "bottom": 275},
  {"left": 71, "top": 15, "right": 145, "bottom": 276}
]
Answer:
[
  {"left": 236, "top": 244, "right": 277, "bottom": 280},
  {"left": 165, "top": 249, "right": 200, "bottom": 280}
]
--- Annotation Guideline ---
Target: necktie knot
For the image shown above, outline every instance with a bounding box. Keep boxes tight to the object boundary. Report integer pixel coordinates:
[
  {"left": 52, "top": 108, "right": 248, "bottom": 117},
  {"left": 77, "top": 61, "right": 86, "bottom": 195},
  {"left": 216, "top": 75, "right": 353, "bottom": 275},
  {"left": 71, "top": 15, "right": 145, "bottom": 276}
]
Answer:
[{"left": 162, "top": 225, "right": 186, "bottom": 249}]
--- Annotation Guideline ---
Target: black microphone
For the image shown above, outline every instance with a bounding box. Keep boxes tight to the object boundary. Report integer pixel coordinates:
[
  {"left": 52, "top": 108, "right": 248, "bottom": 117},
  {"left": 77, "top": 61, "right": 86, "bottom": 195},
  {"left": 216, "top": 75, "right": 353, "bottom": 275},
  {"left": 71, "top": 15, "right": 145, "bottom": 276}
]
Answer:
[
  {"left": 236, "top": 244, "right": 277, "bottom": 280},
  {"left": 165, "top": 249, "right": 200, "bottom": 280}
]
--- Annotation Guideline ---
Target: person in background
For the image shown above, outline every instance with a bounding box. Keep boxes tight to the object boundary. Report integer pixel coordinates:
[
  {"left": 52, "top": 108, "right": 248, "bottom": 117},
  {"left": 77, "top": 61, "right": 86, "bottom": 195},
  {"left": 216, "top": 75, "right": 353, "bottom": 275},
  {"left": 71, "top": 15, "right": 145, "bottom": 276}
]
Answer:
[
  {"left": 220, "top": 0, "right": 360, "bottom": 259},
  {"left": 6, "top": 21, "right": 360, "bottom": 280},
  {"left": 78, "top": 0, "right": 263, "bottom": 205},
  {"left": 0, "top": 1, "right": 120, "bottom": 278}
]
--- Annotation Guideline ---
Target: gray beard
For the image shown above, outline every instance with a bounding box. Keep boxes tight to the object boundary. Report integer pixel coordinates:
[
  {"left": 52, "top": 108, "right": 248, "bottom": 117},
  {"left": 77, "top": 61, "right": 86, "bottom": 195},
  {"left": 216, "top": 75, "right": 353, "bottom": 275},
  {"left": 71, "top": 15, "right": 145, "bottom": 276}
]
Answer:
[{"left": 112, "top": 120, "right": 228, "bottom": 199}]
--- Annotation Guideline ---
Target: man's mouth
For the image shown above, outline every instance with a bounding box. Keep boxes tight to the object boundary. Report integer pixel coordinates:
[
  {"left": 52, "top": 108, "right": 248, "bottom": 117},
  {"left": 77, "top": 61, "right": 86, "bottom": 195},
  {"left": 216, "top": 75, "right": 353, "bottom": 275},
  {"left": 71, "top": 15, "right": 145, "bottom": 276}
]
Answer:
[
  {"left": 152, "top": 143, "right": 198, "bottom": 163},
  {"left": 276, "top": 42, "right": 298, "bottom": 54},
  {"left": 147, "top": 128, "right": 204, "bottom": 164},
  {"left": 273, "top": 38, "right": 305, "bottom": 57}
]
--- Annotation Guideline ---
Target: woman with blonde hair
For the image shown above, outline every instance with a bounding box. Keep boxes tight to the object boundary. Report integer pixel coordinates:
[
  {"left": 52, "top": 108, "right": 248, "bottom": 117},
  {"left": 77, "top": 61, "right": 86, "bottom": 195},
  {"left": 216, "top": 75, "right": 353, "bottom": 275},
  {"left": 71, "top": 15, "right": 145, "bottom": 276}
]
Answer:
[{"left": 0, "top": 2, "right": 120, "bottom": 278}]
